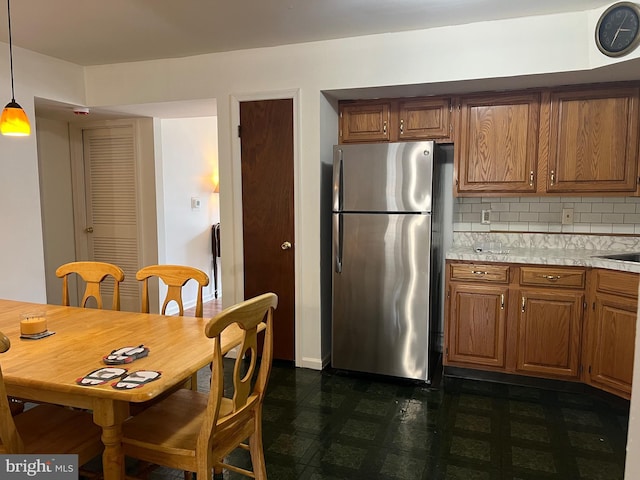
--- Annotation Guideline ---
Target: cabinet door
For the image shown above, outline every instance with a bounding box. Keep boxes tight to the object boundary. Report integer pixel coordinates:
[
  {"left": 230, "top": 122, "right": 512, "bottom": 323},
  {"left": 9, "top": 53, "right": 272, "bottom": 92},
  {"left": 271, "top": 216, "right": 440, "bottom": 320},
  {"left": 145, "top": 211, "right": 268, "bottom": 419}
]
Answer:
[
  {"left": 340, "top": 102, "right": 391, "bottom": 143},
  {"left": 456, "top": 93, "right": 539, "bottom": 194},
  {"left": 517, "top": 290, "right": 583, "bottom": 379},
  {"left": 590, "top": 293, "right": 636, "bottom": 397},
  {"left": 547, "top": 87, "right": 639, "bottom": 193},
  {"left": 447, "top": 283, "right": 508, "bottom": 368},
  {"left": 398, "top": 98, "right": 451, "bottom": 141}
]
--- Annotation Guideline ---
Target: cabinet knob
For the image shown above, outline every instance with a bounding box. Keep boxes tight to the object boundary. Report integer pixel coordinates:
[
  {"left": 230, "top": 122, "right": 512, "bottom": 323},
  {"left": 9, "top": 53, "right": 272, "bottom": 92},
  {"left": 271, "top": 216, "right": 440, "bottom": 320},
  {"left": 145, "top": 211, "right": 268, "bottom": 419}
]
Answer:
[{"left": 84, "top": 226, "right": 94, "bottom": 233}]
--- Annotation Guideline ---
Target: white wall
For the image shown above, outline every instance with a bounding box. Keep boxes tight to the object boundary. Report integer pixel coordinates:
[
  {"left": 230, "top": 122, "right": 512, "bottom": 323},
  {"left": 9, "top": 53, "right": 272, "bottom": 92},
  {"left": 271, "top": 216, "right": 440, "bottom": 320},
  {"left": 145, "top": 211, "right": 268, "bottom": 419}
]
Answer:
[
  {"left": 157, "top": 116, "right": 219, "bottom": 311},
  {"left": 0, "top": 47, "right": 85, "bottom": 302},
  {"left": 35, "top": 116, "right": 77, "bottom": 305}
]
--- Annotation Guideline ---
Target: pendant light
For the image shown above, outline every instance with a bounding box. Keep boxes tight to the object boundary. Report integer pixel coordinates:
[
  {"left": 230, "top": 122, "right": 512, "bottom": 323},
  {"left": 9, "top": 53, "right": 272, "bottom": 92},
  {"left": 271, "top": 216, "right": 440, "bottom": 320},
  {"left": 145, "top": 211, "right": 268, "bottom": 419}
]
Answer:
[{"left": 0, "top": 0, "right": 29, "bottom": 136}]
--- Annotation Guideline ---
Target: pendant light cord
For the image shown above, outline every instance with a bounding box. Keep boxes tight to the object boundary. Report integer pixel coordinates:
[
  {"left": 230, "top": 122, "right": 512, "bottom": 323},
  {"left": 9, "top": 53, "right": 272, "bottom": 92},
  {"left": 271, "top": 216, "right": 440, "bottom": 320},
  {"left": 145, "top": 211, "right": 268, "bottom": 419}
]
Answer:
[{"left": 6, "top": 0, "right": 15, "bottom": 102}]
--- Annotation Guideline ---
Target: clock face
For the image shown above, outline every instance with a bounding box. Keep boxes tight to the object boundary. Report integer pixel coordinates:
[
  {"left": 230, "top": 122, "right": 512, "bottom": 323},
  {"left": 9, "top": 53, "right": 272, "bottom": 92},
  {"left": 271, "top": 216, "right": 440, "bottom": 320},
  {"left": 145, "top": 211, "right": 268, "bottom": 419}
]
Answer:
[{"left": 596, "top": 2, "right": 640, "bottom": 57}]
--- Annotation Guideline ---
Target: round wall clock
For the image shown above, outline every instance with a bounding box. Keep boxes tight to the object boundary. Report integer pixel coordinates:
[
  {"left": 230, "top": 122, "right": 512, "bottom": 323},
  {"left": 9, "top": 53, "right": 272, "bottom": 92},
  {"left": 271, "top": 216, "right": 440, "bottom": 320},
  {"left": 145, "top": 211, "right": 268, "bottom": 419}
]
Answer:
[{"left": 596, "top": 2, "right": 640, "bottom": 57}]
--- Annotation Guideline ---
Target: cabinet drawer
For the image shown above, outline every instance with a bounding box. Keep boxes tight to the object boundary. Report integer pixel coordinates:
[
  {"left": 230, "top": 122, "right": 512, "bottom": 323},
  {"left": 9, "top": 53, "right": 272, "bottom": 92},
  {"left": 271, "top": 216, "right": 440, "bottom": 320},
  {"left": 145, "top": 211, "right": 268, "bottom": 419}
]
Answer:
[
  {"left": 596, "top": 269, "right": 639, "bottom": 298},
  {"left": 519, "top": 267, "right": 585, "bottom": 288},
  {"left": 450, "top": 264, "right": 509, "bottom": 283}
]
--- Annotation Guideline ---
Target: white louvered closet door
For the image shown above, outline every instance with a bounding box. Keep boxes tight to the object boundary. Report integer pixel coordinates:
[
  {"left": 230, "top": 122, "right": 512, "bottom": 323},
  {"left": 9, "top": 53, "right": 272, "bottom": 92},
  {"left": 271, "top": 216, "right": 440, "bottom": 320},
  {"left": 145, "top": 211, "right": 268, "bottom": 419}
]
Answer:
[{"left": 82, "top": 126, "right": 140, "bottom": 311}]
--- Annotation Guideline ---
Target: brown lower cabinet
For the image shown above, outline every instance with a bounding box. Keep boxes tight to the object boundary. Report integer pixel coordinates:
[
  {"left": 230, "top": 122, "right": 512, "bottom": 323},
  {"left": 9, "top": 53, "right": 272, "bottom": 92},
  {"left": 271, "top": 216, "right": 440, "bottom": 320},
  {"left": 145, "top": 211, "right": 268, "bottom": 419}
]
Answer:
[
  {"left": 517, "top": 289, "right": 583, "bottom": 379},
  {"left": 448, "top": 282, "right": 508, "bottom": 368},
  {"left": 584, "top": 269, "right": 639, "bottom": 399},
  {"left": 444, "top": 261, "right": 637, "bottom": 399}
]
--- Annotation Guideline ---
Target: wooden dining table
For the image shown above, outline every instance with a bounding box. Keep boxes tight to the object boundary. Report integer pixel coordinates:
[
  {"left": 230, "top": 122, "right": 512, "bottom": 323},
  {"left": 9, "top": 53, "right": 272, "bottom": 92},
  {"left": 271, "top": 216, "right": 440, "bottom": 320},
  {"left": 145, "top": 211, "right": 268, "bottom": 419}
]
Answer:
[{"left": 0, "top": 298, "right": 245, "bottom": 480}]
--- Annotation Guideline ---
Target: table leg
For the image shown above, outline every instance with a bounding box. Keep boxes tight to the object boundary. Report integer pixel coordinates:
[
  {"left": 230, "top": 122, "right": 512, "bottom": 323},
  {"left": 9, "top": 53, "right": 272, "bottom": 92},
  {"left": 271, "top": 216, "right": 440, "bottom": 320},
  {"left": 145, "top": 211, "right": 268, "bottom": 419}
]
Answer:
[{"left": 92, "top": 398, "right": 130, "bottom": 480}]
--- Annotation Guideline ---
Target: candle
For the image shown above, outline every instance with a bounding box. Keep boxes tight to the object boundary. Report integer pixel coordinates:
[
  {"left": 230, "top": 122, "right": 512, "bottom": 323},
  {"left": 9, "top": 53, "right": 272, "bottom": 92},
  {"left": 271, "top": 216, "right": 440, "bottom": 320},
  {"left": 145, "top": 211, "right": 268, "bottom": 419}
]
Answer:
[{"left": 20, "top": 313, "right": 47, "bottom": 335}]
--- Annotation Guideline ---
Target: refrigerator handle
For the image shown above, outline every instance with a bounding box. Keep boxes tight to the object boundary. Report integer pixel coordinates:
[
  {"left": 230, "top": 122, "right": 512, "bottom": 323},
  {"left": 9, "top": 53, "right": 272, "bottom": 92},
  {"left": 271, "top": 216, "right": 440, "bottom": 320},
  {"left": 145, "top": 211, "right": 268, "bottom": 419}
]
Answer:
[
  {"left": 332, "top": 148, "right": 343, "bottom": 212},
  {"left": 333, "top": 213, "right": 343, "bottom": 273}
]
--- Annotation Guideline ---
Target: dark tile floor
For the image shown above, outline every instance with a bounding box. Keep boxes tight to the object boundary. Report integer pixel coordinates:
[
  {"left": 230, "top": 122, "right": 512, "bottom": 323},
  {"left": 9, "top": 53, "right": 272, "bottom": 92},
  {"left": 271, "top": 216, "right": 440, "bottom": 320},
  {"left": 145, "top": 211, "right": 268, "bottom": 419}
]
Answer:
[{"left": 127, "top": 360, "right": 629, "bottom": 480}]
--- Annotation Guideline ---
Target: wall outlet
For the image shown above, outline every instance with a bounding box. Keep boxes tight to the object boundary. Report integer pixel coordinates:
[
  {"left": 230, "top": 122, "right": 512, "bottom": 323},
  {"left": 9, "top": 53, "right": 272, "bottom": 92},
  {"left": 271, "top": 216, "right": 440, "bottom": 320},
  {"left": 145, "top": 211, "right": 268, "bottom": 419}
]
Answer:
[
  {"left": 562, "top": 208, "right": 574, "bottom": 225},
  {"left": 191, "top": 197, "right": 201, "bottom": 210},
  {"left": 481, "top": 209, "right": 491, "bottom": 224}
]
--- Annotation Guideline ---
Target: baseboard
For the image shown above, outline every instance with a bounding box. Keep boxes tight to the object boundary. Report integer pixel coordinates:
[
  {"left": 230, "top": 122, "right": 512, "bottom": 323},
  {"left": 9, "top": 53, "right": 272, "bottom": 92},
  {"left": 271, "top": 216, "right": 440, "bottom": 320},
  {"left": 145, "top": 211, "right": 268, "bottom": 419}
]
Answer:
[
  {"left": 203, "top": 292, "right": 218, "bottom": 304},
  {"left": 299, "top": 356, "right": 324, "bottom": 371}
]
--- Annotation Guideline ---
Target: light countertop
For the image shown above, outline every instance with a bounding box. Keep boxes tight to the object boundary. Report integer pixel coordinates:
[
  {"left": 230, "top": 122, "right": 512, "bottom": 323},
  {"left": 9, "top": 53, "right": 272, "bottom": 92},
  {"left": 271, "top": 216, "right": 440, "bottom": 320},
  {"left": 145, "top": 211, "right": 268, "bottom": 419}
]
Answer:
[{"left": 446, "top": 233, "right": 640, "bottom": 274}]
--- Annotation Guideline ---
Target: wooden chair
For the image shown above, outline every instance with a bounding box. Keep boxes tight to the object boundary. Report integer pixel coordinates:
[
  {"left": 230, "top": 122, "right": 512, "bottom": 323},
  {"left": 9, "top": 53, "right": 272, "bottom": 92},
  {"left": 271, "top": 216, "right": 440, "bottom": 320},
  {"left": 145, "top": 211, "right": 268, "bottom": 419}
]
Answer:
[
  {"left": 121, "top": 292, "right": 278, "bottom": 480},
  {"left": 136, "top": 264, "right": 210, "bottom": 317},
  {"left": 56, "top": 261, "right": 125, "bottom": 310},
  {"left": 0, "top": 332, "right": 104, "bottom": 464},
  {"left": 136, "top": 264, "right": 210, "bottom": 391}
]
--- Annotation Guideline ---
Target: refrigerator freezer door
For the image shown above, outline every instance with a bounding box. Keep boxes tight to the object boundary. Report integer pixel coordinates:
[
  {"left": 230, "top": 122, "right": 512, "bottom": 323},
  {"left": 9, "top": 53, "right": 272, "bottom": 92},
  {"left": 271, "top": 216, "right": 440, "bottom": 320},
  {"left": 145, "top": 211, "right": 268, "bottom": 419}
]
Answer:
[
  {"left": 333, "top": 142, "right": 434, "bottom": 213},
  {"left": 332, "top": 212, "right": 431, "bottom": 381}
]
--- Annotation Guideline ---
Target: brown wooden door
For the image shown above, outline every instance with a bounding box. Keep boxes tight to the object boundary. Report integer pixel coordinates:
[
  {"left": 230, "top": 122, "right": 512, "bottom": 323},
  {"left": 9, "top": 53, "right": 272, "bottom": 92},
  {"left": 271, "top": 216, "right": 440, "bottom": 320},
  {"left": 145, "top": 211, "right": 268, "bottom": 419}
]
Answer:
[
  {"left": 517, "top": 289, "right": 583, "bottom": 379},
  {"left": 447, "top": 283, "right": 508, "bottom": 368},
  {"left": 456, "top": 92, "right": 540, "bottom": 194},
  {"left": 590, "top": 292, "right": 636, "bottom": 397},
  {"left": 240, "top": 99, "right": 295, "bottom": 361},
  {"left": 547, "top": 86, "right": 639, "bottom": 194}
]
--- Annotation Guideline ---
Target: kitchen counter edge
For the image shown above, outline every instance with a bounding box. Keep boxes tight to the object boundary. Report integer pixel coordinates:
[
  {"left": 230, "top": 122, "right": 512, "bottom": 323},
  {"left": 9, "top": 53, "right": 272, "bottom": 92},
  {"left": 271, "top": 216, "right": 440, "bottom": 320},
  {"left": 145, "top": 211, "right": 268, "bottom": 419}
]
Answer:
[{"left": 446, "top": 246, "right": 640, "bottom": 274}]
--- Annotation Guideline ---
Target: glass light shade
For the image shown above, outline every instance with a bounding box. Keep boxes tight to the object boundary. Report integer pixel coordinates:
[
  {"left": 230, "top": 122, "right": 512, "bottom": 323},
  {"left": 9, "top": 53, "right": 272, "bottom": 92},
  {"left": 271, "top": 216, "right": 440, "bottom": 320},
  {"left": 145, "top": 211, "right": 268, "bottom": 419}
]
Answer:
[{"left": 0, "top": 101, "right": 30, "bottom": 136}]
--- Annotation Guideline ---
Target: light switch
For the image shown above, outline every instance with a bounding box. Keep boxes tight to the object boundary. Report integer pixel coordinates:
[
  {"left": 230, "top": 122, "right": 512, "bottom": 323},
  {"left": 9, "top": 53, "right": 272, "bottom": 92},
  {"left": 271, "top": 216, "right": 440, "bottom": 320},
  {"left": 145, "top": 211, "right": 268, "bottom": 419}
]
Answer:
[{"left": 191, "top": 197, "right": 201, "bottom": 210}]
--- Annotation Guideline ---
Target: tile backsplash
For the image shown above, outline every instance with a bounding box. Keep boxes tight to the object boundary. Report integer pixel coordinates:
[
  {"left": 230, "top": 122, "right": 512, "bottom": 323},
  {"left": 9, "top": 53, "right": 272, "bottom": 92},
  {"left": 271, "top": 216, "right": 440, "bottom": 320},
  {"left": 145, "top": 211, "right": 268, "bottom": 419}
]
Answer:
[{"left": 453, "top": 197, "right": 640, "bottom": 234}]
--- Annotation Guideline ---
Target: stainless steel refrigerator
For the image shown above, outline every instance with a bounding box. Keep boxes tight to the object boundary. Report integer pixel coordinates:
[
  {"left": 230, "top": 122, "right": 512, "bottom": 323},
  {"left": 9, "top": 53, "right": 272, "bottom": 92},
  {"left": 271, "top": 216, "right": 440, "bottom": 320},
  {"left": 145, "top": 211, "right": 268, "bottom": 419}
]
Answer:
[{"left": 331, "top": 141, "right": 442, "bottom": 382}]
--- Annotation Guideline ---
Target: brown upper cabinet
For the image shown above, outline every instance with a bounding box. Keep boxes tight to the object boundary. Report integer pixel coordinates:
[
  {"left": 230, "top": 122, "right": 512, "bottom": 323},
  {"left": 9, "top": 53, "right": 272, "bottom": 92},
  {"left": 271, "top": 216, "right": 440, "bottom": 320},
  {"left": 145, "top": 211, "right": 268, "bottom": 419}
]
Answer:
[
  {"left": 455, "top": 92, "right": 540, "bottom": 195},
  {"left": 339, "top": 101, "right": 391, "bottom": 143},
  {"left": 544, "top": 86, "right": 639, "bottom": 194},
  {"left": 455, "top": 84, "right": 640, "bottom": 196},
  {"left": 339, "top": 82, "right": 640, "bottom": 197},
  {"left": 339, "top": 97, "right": 452, "bottom": 144}
]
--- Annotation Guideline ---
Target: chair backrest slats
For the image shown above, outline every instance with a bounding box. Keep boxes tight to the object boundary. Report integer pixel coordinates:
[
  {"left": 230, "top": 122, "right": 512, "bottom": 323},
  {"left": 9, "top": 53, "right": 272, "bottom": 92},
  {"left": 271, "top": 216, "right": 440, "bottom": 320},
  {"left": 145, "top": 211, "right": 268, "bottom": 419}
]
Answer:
[
  {"left": 136, "top": 265, "right": 209, "bottom": 316},
  {"left": 55, "top": 261, "right": 125, "bottom": 311},
  {"left": 198, "top": 293, "right": 277, "bottom": 449}
]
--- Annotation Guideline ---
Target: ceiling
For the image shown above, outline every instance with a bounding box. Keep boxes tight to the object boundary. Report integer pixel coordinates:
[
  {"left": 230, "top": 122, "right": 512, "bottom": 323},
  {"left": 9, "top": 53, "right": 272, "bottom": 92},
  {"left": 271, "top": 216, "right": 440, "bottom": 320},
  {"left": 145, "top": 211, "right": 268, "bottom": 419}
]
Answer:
[
  {"left": 6, "top": 0, "right": 615, "bottom": 120},
  {"left": 2, "top": 0, "right": 613, "bottom": 66}
]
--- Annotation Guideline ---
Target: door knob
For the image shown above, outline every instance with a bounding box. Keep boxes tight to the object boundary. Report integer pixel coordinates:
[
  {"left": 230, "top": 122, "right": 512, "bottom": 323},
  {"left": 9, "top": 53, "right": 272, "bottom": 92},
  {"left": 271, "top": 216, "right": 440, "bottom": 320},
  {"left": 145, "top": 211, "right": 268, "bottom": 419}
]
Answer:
[
  {"left": 84, "top": 227, "right": 94, "bottom": 233},
  {"left": 281, "top": 241, "right": 292, "bottom": 250}
]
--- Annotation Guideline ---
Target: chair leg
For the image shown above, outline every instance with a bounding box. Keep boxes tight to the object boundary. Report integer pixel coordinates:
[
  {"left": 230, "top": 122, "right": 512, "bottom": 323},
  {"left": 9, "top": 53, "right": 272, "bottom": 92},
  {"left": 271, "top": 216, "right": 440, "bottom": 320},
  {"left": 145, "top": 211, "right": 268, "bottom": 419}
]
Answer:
[{"left": 249, "top": 411, "right": 267, "bottom": 480}]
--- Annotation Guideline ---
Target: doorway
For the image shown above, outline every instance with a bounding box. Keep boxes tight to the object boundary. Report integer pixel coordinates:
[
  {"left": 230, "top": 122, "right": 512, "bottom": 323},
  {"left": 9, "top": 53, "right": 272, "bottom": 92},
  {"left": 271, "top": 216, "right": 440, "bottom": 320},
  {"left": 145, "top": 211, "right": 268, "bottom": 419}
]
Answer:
[
  {"left": 239, "top": 98, "right": 296, "bottom": 361},
  {"left": 68, "top": 119, "right": 159, "bottom": 312}
]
